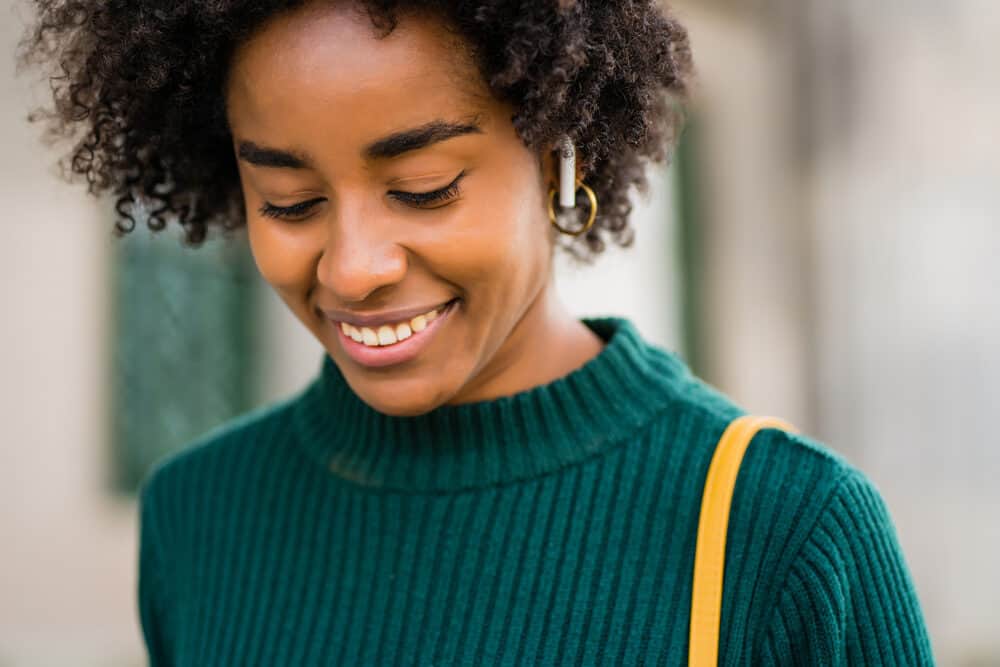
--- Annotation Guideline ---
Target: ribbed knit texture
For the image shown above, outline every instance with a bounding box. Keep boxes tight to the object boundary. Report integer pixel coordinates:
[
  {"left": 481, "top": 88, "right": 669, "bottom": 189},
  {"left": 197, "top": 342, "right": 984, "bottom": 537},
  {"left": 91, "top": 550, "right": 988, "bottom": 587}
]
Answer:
[{"left": 137, "top": 317, "right": 934, "bottom": 665}]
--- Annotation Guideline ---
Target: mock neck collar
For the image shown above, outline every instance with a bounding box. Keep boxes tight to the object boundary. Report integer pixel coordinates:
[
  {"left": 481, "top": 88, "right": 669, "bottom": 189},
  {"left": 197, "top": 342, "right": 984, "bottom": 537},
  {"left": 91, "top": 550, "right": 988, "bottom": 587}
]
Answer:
[{"left": 291, "top": 316, "right": 692, "bottom": 493}]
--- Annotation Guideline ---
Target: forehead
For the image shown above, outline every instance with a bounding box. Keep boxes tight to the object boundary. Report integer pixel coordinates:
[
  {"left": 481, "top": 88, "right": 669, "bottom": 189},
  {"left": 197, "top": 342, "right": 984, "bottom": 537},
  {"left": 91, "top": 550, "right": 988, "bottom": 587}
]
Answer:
[{"left": 224, "top": 3, "right": 490, "bottom": 149}]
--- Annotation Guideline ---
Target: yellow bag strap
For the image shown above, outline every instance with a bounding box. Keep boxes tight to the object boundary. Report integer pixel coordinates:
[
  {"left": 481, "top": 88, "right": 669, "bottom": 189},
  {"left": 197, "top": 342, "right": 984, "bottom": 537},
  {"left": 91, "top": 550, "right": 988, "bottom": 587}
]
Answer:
[{"left": 688, "top": 414, "right": 798, "bottom": 667}]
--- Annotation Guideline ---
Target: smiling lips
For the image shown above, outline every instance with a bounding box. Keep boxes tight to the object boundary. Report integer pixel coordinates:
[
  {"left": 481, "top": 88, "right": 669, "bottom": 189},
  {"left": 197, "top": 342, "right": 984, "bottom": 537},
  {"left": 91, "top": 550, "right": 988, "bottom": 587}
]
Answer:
[
  {"left": 338, "top": 303, "right": 443, "bottom": 348},
  {"left": 332, "top": 299, "right": 457, "bottom": 369}
]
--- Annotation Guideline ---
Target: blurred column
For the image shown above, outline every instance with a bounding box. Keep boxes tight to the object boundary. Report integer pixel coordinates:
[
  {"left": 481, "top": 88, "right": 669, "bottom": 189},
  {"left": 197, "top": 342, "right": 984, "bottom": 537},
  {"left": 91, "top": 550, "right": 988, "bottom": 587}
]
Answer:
[{"left": 669, "top": 1, "right": 814, "bottom": 427}]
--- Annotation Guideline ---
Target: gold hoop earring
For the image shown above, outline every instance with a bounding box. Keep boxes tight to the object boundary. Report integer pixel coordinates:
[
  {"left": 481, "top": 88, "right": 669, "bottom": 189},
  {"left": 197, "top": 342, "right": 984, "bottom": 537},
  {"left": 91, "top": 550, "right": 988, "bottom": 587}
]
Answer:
[{"left": 548, "top": 180, "right": 598, "bottom": 236}]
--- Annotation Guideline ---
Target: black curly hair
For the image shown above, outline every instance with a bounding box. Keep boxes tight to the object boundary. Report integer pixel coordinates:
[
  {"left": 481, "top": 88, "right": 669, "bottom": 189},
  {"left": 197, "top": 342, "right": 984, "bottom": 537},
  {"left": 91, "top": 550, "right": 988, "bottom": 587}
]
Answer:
[{"left": 18, "top": 0, "right": 693, "bottom": 259}]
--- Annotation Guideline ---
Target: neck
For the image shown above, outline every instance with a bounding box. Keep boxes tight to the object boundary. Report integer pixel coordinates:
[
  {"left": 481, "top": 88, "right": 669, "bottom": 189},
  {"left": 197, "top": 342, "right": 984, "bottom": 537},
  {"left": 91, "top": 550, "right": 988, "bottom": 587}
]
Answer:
[
  {"left": 445, "top": 279, "right": 605, "bottom": 406},
  {"left": 293, "top": 315, "right": 692, "bottom": 492}
]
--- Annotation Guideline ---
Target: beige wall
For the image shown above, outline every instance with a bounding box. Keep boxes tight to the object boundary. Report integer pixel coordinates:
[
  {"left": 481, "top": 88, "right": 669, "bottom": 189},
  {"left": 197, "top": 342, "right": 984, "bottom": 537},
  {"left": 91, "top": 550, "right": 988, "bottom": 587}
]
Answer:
[{"left": 0, "top": 7, "right": 141, "bottom": 664}]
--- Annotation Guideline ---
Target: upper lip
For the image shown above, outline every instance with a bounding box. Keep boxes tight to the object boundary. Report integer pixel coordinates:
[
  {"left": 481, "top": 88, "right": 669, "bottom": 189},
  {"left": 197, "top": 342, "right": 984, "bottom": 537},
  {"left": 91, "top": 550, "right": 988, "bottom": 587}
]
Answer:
[{"left": 319, "top": 298, "right": 456, "bottom": 328}]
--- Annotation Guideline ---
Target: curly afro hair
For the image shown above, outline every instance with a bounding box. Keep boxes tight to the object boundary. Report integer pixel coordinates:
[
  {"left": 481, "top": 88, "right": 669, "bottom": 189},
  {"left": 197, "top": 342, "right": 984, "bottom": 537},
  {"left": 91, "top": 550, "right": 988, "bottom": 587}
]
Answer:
[{"left": 18, "top": 0, "right": 693, "bottom": 259}]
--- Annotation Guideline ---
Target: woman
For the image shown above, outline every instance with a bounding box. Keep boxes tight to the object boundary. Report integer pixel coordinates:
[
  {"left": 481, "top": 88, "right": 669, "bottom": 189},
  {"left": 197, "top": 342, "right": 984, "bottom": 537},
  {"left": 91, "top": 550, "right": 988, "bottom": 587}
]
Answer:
[{"left": 21, "top": 1, "right": 933, "bottom": 664}]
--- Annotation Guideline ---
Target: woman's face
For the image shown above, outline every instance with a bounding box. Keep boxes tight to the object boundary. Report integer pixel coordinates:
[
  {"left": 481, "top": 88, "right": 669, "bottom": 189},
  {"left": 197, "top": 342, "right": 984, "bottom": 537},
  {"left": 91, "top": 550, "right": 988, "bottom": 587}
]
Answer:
[{"left": 225, "top": 2, "right": 560, "bottom": 416}]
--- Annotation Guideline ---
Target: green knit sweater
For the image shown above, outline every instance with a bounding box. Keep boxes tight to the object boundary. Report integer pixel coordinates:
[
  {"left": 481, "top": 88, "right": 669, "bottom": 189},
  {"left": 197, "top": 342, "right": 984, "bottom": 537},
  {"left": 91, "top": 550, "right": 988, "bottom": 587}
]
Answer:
[{"left": 137, "top": 317, "right": 934, "bottom": 665}]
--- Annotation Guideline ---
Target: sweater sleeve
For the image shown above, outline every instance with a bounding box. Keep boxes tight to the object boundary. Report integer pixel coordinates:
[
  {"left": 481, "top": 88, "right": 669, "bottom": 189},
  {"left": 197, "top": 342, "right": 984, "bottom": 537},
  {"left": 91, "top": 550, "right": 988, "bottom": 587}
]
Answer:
[
  {"left": 756, "top": 467, "right": 935, "bottom": 665},
  {"left": 138, "top": 479, "right": 174, "bottom": 666}
]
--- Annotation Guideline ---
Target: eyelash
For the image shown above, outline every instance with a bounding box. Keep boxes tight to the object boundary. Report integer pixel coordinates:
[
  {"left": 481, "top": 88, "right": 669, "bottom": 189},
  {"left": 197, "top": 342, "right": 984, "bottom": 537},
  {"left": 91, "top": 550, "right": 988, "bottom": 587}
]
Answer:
[
  {"left": 257, "top": 169, "right": 467, "bottom": 221},
  {"left": 258, "top": 198, "right": 325, "bottom": 220},
  {"left": 388, "top": 169, "right": 466, "bottom": 207}
]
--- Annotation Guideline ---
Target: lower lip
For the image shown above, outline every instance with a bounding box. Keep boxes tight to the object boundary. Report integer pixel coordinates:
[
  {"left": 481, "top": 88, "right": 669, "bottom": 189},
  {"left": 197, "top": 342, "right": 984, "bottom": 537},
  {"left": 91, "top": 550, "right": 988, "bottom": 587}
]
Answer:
[{"left": 334, "top": 299, "right": 458, "bottom": 369}]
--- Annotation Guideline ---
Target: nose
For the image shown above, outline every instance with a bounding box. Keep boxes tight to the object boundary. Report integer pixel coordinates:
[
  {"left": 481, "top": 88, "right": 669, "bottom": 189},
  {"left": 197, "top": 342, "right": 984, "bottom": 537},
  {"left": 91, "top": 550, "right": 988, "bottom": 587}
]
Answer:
[{"left": 316, "top": 201, "right": 407, "bottom": 303}]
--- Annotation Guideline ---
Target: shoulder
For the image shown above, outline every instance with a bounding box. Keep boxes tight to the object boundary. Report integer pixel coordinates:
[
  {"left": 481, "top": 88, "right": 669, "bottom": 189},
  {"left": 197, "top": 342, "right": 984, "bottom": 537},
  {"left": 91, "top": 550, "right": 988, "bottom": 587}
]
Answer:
[
  {"left": 654, "top": 361, "right": 856, "bottom": 507},
  {"left": 743, "top": 432, "right": 935, "bottom": 663},
  {"left": 682, "top": 410, "right": 933, "bottom": 661},
  {"left": 726, "top": 425, "right": 879, "bottom": 585},
  {"left": 596, "top": 332, "right": 933, "bottom": 661},
  {"left": 137, "top": 395, "right": 301, "bottom": 526},
  {"left": 655, "top": 366, "right": 894, "bottom": 580},
  {"left": 710, "top": 420, "right": 934, "bottom": 663},
  {"left": 659, "top": 362, "right": 857, "bottom": 517},
  {"left": 739, "top": 424, "right": 857, "bottom": 518},
  {"left": 634, "top": 357, "right": 865, "bottom": 548}
]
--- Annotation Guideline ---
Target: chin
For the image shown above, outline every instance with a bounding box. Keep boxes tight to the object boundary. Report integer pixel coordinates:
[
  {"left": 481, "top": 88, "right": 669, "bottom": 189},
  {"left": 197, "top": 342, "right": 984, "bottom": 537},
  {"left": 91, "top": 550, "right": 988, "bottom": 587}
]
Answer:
[{"left": 349, "top": 375, "right": 450, "bottom": 417}]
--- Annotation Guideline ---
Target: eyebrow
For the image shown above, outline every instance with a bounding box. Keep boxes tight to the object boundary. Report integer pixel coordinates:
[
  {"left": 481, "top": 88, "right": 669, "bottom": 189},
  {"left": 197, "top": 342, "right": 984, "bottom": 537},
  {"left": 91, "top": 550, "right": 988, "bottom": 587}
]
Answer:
[
  {"left": 237, "top": 142, "right": 311, "bottom": 169},
  {"left": 363, "top": 119, "right": 483, "bottom": 160},
  {"left": 235, "top": 118, "right": 484, "bottom": 170}
]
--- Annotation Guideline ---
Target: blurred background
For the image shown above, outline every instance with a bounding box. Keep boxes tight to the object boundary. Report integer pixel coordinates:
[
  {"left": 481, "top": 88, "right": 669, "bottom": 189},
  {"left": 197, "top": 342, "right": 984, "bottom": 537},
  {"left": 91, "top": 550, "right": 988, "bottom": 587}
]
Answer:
[{"left": 2, "top": 0, "right": 998, "bottom": 664}]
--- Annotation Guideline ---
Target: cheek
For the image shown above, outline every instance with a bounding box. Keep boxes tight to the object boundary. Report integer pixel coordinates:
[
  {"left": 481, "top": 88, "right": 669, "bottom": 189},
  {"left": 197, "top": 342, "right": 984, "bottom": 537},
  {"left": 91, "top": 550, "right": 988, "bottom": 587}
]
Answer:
[
  {"left": 246, "top": 219, "right": 319, "bottom": 295},
  {"left": 478, "top": 169, "right": 550, "bottom": 273},
  {"left": 430, "top": 180, "right": 550, "bottom": 297}
]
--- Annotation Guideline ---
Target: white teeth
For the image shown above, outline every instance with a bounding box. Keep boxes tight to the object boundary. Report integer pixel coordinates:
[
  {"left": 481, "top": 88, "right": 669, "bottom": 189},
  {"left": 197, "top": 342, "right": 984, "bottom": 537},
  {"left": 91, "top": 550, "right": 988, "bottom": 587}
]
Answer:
[
  {"left": 377, "top": 325, "right": 397, "bottom": 345},
  {"left": 344, "top": 300, "right": 452, "bottom": 347}
]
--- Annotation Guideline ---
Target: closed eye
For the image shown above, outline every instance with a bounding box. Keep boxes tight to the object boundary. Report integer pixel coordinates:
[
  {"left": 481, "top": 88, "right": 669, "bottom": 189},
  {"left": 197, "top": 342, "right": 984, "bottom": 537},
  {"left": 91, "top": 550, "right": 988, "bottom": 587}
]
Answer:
[
  {"left": 257, "top": 169, "right": 467, "bottom": 221},
  {"left": 258, "top": 197, "right": 325, "bottom": 221},
  {"left": 389, "top": 169, "right": 466, "bottom": 208}
]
